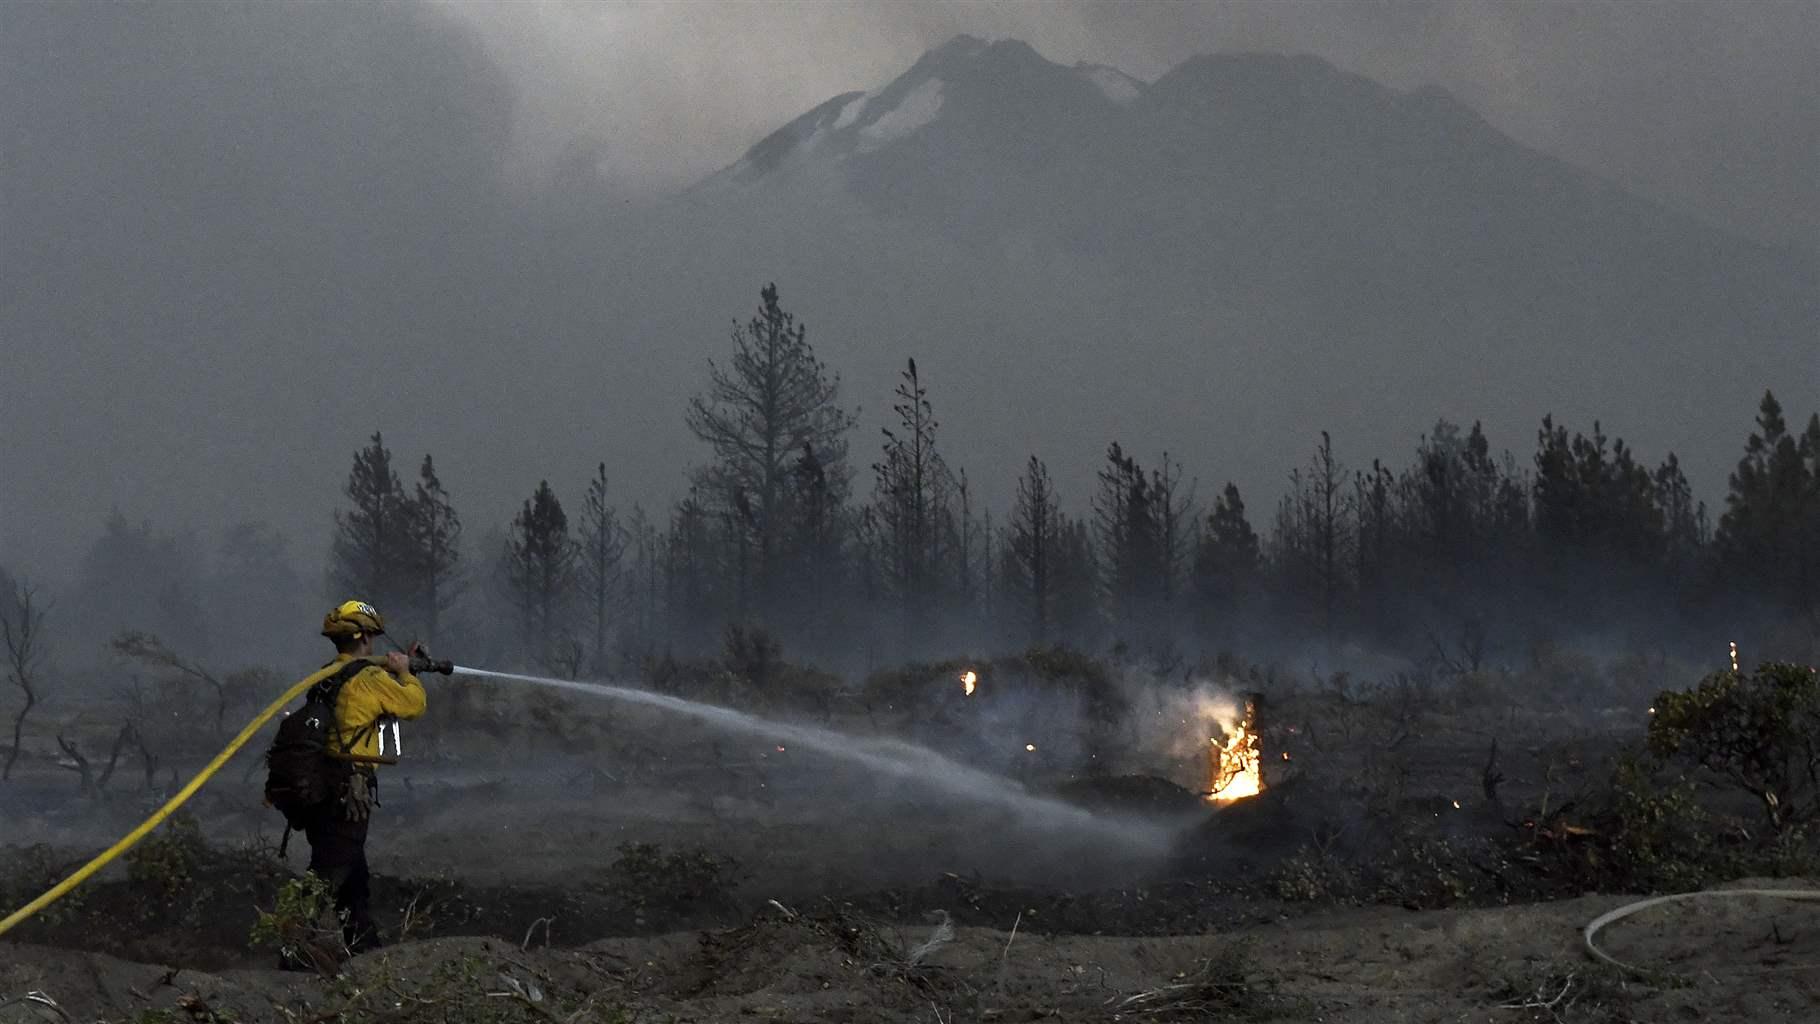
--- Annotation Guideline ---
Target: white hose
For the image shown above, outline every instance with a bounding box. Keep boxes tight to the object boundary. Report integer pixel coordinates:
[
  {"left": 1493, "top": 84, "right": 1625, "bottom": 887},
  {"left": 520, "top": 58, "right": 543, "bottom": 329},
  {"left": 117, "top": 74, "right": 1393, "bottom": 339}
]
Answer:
[{"left": 1583, "top": 887, "right": 1820, "bottom": 974}]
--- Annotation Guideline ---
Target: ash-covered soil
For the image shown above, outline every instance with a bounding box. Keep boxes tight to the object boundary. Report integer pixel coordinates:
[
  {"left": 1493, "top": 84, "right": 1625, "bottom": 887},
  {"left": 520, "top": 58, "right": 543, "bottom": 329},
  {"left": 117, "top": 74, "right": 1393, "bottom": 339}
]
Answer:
[
  {"left": 7, "top": 680, "right": 1811, "bottom": 1020},
  {"left": 7, "top": 881, "right": 1819, "bottom": 1023}
]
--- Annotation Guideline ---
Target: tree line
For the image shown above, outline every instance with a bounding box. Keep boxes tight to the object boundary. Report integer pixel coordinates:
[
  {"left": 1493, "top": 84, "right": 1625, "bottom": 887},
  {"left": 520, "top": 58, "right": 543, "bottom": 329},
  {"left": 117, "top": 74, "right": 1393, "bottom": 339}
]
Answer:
[
  {"left": 321, "top": 284, "right": 1819, "bottom": 672},
  {"left": 8, "top": 284, "right": 1812, "bottom": 679}
]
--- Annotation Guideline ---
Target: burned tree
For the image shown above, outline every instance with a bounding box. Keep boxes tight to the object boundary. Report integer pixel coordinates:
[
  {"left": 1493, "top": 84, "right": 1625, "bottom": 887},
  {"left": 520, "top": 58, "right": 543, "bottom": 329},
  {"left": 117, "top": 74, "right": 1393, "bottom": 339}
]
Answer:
[
  {"left": 783, "top": 441, "right": 847, "bottom": 641},
  {"left": 1151, "top": 452, "right": 1197, "bottom": 608},
  {"left": 1094, "top": 442, "right": 1161, "bottom": 637},
  {"left": 870, "top": 358, "right": 958, "bottom": 645},
  {"left": 1273, "top": 431, "right": 1355, "bottom": 637},
  {"left": 578, "top": 462, "right": 626, "bottom": 672},
  {"left": 665, "top": 490, "right": 720, "bottom": 648},
  {"left": 1005, "top": 455, "right": 1062, "bottom": 643},
  {"left": 622, "top": 504, "right": 662, "bottom": 657},
  {"left": 112, "top": 631, "right": 232, "bottom": 740},
  {"left": 408, "top": 454, "right": 463, "bottom": 643},
  {"left": 2, "top": 573, "right": 48, "bottom": 782},
  {"left": 54, "top": 724, "right": 136, "bottom": 797}
]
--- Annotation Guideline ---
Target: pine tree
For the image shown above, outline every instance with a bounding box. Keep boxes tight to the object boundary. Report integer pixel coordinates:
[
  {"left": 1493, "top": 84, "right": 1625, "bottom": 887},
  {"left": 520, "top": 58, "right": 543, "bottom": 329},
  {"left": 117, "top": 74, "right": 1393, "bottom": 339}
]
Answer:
[
  {"left": 685, "top": 284, "right": 856, "bottom": 621},
  {"left": 408, "top": 454, "right": 462, "bottom": 642},
  {"left": 211, "top": 520, "right": 307, "bottom": 659},
  {"left": 1393, "top": 420, "right": 1527, "bottom": 605},
  {"left": 1006, "top": 455, "right": 1061, "bottom": 643},
  {"left": 72, "top": 512, "right": 208, "bottom": 653},
  {"left": 954, "top": 469, "right": 978, "bottom": 612},
  {"left": 1715, "top": 392, "right": 1817, "bottom": 607},
  {"left": 331, "top": 433, "right": 416, "bottom": 617},
  {"left": 504, "top": 480, "right": 577, "bottom": 666},
  {"left": 1653, "top": 452, "right": 1703, "bottom": 579},
  {"left": 1195, "top": 483, "right": 1261, "bottom": 612},
  {"left": 1151, "top": 453, "right": 1197, "bottom": 608},
  {"left": 1533, "top": 416, "right": 1665, "bottom": 567},
  {"left": 1093, "top": 442, "right": 1161, "bottom": 637},
  {"left": 622, "top": 504, "right": 662, "bottom": 657},
  {"left": 1353, "top": 460, "right": 1397, "bottom": 602},
  {"left": 784, "top": 441, "right": 846, "bottom": 644},
  {"left": 870, "top": 358, "right": 954, "bottom": 645},
  {"left": 1273, "top": 432, "right": 1353, "bottom": 636},
  {"left": 578, "top": 463, "right": 625, "bottom": 671},
  {"left": 1051, "top": 515, "right": 1101, "bottom": 643},
  {"left": 665, "top": 489, "right": 718, "bottom": 648}
]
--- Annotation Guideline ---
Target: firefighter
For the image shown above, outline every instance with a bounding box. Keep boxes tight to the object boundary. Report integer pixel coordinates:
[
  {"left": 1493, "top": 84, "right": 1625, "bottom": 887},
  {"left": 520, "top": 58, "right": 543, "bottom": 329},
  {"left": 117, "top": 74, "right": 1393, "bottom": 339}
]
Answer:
[{"left": 307, "top": 600, "right": 427, "bottom": 952}]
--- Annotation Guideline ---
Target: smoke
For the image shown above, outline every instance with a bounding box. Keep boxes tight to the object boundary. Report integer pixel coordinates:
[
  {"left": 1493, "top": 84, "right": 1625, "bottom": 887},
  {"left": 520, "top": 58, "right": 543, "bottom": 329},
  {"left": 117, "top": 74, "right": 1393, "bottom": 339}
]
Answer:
[
  {"left": 452, "top": 666, "right": 1176, "bottom": 852},
  {"left": 1143, "top": 684, "right": 1247, "bottom": 768}
]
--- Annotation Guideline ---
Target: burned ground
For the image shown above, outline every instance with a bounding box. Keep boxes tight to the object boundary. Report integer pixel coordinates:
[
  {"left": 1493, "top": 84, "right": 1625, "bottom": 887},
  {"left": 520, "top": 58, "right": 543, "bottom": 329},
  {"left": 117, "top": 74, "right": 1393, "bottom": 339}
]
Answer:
[{"left": 5, "top": 652, "right": 1820, "bottom": 1021}]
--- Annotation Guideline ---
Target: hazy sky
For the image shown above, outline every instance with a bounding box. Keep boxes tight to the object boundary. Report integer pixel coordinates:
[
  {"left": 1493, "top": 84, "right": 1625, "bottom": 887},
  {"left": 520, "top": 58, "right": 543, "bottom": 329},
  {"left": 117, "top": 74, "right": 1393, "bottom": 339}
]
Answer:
[
  {"left": 437, "top": 0, "right": 1820, "bottom": 251},
  {"left": 2, "top": 0, "right": 1816, "bottom": 586}
]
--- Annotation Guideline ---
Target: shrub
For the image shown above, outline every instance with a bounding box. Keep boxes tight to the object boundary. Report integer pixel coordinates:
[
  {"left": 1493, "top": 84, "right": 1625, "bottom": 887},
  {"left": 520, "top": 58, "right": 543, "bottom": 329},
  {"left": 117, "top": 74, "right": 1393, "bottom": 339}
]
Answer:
[
  {"left": 0, "top": 844, "right": 88, "bottom": 927},
  {"left": 604, "top": 842, "right": 739, "bottom": 919},
  {"left": 1648, "top": 662, "right": 1820, "bottom": 832},
  {"left": 125, "top": 812, "right": 205, "bottom": 904},
  {"left": 1270, "top": 847, "right": 1357, "bottom": 903},
  {"left": 249, "top": 873, "right": 339, "bottom": 972}
]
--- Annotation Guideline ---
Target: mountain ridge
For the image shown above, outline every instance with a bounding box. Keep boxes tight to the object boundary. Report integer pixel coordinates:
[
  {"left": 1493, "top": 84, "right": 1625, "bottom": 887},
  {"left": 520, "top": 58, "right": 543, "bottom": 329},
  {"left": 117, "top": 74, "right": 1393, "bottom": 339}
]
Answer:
[{"left": 642, "top": 33, "right": 1813, "bottom": 529}]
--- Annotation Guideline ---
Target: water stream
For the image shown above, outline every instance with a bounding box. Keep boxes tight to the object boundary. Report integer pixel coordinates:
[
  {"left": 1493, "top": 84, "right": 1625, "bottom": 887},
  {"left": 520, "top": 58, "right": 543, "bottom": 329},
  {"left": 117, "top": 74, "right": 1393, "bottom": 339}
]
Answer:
[{"left": 451, "top": 666, "right": 1171, "bottom": 851}]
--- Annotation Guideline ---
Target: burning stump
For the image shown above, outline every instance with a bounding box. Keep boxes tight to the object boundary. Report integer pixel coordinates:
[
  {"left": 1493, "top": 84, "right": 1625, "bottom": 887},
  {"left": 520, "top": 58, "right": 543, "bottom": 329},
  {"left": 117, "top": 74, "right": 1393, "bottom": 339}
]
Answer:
[{"left": 1208, "top": 693, "right": 1263, "bottom": 804}]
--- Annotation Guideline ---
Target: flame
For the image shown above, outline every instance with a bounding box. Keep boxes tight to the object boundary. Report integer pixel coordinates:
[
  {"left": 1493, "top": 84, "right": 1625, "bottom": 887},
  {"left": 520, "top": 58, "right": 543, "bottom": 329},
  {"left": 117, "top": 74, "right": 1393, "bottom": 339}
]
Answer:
[
  {"left": 1451, "top": 799, "right": 1461, "bottom": 810},
  {"left": 1207, "top": 697, "right": 1263, "bottom": 803},
  {"left": 961, "top": 670, "right": 977, "bottom": 696},
  {"left": 1025, "top": 743, "right": 1036, "bottom": 752},
  {"left": 1729, "top": 641, "right": 1739, "bottom": 673}
]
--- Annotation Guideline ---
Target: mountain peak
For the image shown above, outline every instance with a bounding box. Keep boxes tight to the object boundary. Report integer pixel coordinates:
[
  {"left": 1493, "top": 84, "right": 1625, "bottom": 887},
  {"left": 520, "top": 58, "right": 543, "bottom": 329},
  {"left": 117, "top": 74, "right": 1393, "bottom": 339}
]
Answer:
[
  {"left": 906, "top": 34, "right": 1053, "bottom": 80},
  {"left": 1150, "top": 51, "right": 1368, "bottom": 109},
  {"left": 927, "top": 34, "right": 990, "bottom": 59}
]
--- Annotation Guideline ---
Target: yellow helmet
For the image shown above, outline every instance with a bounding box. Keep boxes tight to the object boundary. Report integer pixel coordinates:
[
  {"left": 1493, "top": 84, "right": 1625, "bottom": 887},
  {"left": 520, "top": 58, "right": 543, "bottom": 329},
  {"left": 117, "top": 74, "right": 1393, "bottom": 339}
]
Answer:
[{"left": 321, "top": 600, "right": 385, "bottom": 639}]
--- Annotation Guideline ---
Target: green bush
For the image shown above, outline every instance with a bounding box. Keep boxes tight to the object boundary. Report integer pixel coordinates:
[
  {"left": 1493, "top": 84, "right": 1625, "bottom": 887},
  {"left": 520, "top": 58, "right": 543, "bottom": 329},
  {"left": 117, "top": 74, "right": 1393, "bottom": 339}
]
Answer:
[
  {"left": 1371, "top": 836, "right": 1473, "bottom": 909},
  {"left": 1648, "top": 662, "right": 1820, "bottom": 831},
  {"left": 0, "top": 844, "right": 88, "bottom": 926},
  {"left": 249, "top": 873, "right": 339, "bottom": 971},
  {"left": 125, "top": 812, "right": 205, "bottom": 904}
]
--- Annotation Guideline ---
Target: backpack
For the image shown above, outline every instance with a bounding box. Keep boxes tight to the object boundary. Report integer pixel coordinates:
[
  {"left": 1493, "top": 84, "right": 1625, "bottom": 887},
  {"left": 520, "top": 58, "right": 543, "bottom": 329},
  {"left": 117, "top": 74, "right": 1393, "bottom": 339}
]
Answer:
[{"left": 263, "top": 659, "right": 372, "bottom": 830}]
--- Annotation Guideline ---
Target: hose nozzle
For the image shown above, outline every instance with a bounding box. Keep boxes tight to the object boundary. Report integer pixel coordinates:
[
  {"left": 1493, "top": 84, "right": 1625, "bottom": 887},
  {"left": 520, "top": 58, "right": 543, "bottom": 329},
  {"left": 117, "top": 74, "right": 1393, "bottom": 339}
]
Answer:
[{"left": 407, "top": 643, "right": 454, "bottom": 676}]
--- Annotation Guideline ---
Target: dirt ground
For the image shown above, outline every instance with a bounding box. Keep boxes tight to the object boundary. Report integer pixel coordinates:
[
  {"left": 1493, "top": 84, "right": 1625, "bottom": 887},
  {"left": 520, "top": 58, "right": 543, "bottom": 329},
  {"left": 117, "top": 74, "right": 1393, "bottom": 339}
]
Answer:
[{"left": 6, "top": 879, "right": 1819, "bottom": 1023}]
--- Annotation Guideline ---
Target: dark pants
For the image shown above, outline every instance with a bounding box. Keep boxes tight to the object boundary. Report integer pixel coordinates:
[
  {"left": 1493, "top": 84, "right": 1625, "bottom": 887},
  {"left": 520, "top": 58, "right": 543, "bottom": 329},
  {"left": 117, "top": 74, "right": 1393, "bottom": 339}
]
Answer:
[{"left": 304, "top": 800, "right": 377, "bottom": 951}]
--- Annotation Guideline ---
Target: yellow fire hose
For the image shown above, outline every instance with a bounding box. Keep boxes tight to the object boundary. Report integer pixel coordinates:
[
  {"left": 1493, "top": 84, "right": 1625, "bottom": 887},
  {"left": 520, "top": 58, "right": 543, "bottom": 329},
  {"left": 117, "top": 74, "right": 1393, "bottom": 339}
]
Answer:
[{"left": 0, "top": 672, "right": 324, "bottom": 938}]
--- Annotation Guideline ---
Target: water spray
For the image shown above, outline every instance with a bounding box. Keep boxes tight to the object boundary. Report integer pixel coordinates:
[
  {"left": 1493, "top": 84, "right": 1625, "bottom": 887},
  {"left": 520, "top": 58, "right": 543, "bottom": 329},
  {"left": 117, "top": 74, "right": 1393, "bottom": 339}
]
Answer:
[{"left": 447, "top": 665, "right": 1170, "bottom": 849}]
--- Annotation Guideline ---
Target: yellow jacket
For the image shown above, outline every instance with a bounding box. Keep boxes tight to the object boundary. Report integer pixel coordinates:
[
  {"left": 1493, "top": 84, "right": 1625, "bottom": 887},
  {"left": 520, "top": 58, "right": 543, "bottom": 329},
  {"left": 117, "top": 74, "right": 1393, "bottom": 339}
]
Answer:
[{"left": 307, "top": 654, "right": 427, "bottom": 761}]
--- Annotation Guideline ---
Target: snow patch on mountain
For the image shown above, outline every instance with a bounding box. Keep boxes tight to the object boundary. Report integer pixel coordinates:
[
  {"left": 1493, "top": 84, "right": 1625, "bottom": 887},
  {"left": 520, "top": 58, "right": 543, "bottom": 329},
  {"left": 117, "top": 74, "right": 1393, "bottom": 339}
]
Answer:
[
  {"left": 832, "top": 94, "right": 868, "bottom": 130},
  {"left": 1078, "top": 64, "right": 1142, "bottom": 104},
  {"left": 859, "top": 77, "right": 944, "bottom": 150}
]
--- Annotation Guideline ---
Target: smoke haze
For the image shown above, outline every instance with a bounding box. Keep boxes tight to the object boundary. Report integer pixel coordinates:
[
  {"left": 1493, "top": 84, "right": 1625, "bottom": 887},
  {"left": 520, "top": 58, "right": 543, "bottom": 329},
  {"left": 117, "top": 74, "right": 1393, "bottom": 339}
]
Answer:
[{"left": 2, "top": 2, "right": 1814, "bottom": 664}]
